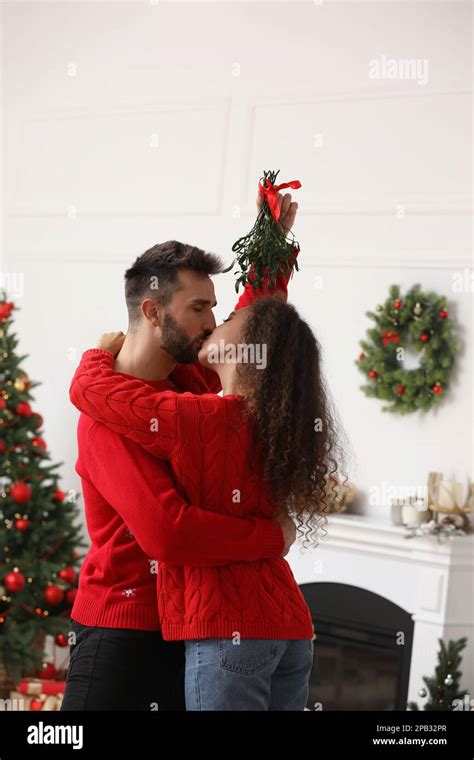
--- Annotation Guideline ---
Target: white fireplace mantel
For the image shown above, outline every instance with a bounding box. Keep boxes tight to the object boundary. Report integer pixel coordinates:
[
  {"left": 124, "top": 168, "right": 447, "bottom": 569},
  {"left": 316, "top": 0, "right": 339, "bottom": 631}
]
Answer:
[{"left": 289, "top": 512, "right": 474, "bottom": 707}]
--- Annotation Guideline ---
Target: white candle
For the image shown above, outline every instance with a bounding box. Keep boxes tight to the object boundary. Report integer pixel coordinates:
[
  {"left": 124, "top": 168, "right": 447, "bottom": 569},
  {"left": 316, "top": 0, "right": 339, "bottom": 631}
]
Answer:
[{"left": 438, "top": 480, "right": 464, "bottom": 509}]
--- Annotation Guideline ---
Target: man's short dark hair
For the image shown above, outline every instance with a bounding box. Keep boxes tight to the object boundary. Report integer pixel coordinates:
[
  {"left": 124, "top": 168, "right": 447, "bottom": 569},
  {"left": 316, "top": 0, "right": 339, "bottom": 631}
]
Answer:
[{"left": 124, "top": 240, "right": 224, "bottom": 329}]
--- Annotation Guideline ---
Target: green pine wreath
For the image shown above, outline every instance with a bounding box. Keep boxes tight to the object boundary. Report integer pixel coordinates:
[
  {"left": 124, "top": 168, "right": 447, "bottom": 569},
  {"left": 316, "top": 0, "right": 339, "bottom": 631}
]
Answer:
[{"left": 355, "top": 284, "right": 458, "bottom": 414}]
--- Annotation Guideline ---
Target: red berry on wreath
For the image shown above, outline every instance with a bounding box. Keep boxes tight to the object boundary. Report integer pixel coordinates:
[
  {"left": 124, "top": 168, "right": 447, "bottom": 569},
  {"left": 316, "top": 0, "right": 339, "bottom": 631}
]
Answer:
[
  {"left": 58, "top": 566, "right": 77, "bottom": 585},
  {"left": 15, "top": 517, "right": 30, "bottom": 532},
  {"left": 358, "top": 353, "right": 365, "bottom": 360},
  {"left": 10, "top": 482, "right": 32, "bottom": 504},
  {"left": 53, "top": 489, "right": 65, "bottom": 503},
  {"left": 395, "top": 385, "right": 405, "bottom": 395},
  {"left": 55, "top": 632, "right": 68, "bottom": 648},
  {"left": 4, "top": 569, "right": 26, "bottom": 592},
  {"left": 16, "top": 402, "right": 32, "bottom": 417},
  {"left": 393, "top": 299, "right": 402, "bottom": 309},
  {"left": 0, "top": 440, "right": 6, "bottom": 453},
  {"left": 439, "top": 309, "right": 448, "bottom": 318},
  {"left": 420, "top": 333, "right": 429, "bottom": 343},
  {"left": 44, "top": 584, "right": 64, "bottom": 606},
  {"left": 369, "top": 370, "right": 377, "bottom": 379},
  {"left": 432, "top": 384, "right": 443, "bottom": 395}
]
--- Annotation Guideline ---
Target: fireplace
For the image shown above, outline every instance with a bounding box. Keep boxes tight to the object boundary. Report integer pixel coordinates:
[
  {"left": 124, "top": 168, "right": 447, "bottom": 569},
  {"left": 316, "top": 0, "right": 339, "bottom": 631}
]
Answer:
[
  {"left": 300, "top": 582, "right": 414, "bottom": 710},
  {"left": 288, "top": 513, "right": 474, "bottom": 707}
]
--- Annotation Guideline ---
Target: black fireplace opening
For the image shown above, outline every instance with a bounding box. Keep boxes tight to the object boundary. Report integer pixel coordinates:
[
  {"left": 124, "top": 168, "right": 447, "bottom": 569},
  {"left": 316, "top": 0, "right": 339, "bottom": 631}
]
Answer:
[{"left": 300, "top": 582, "right": 414, "bottom": 711}]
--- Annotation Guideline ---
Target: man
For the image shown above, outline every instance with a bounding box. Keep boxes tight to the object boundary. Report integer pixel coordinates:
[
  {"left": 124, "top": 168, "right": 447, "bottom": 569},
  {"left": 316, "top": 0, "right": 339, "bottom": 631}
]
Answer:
[{"left": 61, "top": 192, "right": 298, "bottom": 711}]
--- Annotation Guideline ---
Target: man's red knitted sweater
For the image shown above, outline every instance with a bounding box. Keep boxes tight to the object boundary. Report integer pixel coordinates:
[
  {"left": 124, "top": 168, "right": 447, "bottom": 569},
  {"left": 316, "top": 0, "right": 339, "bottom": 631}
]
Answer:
[{"left": 69, "top": 349, "right": 314, "bottom": 642}]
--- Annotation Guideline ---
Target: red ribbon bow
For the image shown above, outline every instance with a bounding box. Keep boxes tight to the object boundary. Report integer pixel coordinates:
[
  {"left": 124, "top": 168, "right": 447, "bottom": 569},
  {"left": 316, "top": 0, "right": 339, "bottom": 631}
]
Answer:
[
  {"left": 382, "top": 330, "right": 400, "bottom": 347},
  {"left": 258, "top": 177, "right": 302, "bottom": 223}
]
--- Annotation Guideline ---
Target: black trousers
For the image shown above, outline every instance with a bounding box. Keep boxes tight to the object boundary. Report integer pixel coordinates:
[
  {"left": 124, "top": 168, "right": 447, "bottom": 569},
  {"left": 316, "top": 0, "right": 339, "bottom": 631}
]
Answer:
[{"left": 61, "top": 619, "right": 185, "bottom": 711}]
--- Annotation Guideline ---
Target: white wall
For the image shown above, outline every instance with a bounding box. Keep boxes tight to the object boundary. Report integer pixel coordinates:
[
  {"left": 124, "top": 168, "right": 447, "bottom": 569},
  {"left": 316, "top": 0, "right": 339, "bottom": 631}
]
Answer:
[{"left": 2, "top": 1, "right": 472, "bottom": 526}]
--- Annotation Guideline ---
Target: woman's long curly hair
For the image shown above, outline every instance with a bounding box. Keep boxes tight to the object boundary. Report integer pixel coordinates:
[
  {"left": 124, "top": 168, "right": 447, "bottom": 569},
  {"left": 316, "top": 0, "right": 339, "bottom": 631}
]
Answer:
[{"left": 237, "top": 295, "right": 349, "bottom": 548}]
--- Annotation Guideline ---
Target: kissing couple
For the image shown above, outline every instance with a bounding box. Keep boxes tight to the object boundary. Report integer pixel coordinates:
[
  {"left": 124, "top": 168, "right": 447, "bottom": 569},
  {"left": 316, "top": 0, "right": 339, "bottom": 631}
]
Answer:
[{"left": 61, "top": 191, "right": 345, "bottom": 711}]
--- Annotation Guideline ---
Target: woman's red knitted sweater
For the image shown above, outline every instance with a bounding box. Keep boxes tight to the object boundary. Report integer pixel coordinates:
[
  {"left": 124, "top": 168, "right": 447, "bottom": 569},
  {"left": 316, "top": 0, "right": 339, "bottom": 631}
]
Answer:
[{"left": 69, "top": 351, "right": 314, "bottom": 642}]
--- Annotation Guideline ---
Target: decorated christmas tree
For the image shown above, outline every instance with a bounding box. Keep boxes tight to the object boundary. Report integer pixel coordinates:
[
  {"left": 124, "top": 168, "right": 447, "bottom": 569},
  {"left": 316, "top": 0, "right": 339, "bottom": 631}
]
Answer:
[
  {"left": 407, "top": 637, "right": 470, "bottom": 711},
  {"left": 0, "top": 293, "right": 85, "bottom": 683}
]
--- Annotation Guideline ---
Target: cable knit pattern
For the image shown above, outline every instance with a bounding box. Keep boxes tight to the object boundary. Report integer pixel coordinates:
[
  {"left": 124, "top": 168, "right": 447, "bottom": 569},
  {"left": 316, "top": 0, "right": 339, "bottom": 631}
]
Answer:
[{"left": 70, "top": 349, "right": 313, "bottom": 641}]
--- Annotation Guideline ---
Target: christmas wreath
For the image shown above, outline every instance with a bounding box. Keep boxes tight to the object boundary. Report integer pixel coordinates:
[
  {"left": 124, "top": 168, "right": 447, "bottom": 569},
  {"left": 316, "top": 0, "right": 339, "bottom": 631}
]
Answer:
[{"left": 356, "top": 284, "right": 457, "bottom": 414}]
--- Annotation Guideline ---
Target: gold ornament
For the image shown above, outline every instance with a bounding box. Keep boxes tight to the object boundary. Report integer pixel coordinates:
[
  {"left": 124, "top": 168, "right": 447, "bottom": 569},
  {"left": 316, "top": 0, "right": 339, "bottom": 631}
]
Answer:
[
  {"left": 19, "top": 373, "right": 30, "bottom": 389},
  {"left": 14, "top": 379, "right": 25, "bottom": 392}
]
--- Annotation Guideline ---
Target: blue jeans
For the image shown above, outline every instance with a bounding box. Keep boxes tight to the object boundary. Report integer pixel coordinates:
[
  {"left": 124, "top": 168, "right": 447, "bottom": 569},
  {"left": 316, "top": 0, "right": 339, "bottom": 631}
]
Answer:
[{"left": 185, "top": 638, "right": 314, "bottom": 711}]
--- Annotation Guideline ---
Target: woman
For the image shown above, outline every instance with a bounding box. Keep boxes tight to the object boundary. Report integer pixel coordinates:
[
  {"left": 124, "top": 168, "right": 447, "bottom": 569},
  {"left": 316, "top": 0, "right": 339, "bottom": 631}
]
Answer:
[{"left": 69, "top": 295, "right": 346, "bottom": 710}]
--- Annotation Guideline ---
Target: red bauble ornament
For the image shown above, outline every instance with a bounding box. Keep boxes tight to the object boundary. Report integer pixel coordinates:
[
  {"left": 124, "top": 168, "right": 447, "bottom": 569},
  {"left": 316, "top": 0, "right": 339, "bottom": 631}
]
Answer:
[
  {"left": 439, "top": 309, "right": 448, "bottom": 318},
  {"left": 30, "top": 698, "right": 43, "bottom": 711},
  {"left": 58, "top": 566, "right": 77, "bottom": 585},
  {"left": 31, "top": 437, "right": 47, "bottom": 453},
  {"left": 32, "top": 413, "right": 43, "bottom": 429},
  {"left": 43, "top": 584, "right": 64, "bottom": 606},
  {"left": 16, "top": 402, "right": 32, "bottom": 417},
  {"left": 15, "top": 517, "right": 30, "bottom": 532},
  {"left": 420, "top": 333, "right": 429, "bottom": 343},
  {"left": 66, "top": 588, "right": 77, "bottom": 605},
  {"left": 4, "top": 570, "right": 26, "bottom": 592},
  {"left": 53, "top": 489, "right": 65, "bottom": 503},
  {"left": 0, "top": 440, "right": 5, "bottom": 453},
  {"left": 0, "top": 303, "right": 13, "bottom": 321},
  {"left": 0, "top": 399, "right": 6, "bottom": 410},
  {"left": 393, "top": 299, "right": 402, "bottom": 309},
  {"left": 10, "top": 482, "right": 32, "bottom": 504},
  {"left": 55, "top": 632, "right": 68, "bottom": 648},
  {"left": 16, "top": 401, "right": 32, "bottom": 417},
  {"left": 37, "top": 662, "right": 57, "bottom": 680},
  {"left": 369, "top": 370, "right": 377, "bottom": 379},
  {"left": 432, "top": 384, "right": 443, "bottom": 395},
  {"left": 395, "top": 385, "right": 406, "bottom": 395},
  {"left": 358, "top": 352, "right": 365, "bottom": 360}
]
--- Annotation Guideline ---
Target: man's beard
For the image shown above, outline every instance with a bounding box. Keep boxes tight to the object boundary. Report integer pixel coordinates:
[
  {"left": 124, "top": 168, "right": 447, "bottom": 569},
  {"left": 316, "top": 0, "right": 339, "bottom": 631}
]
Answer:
[{"left": 161, "top": 311, "right": 204, "bottom": 364}]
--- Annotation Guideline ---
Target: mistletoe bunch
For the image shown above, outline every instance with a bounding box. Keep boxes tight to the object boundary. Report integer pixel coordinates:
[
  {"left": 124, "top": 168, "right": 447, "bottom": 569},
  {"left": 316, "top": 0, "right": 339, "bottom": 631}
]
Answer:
[{"left": 230, "top": 169, "right": 301, "bottom": 292}]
